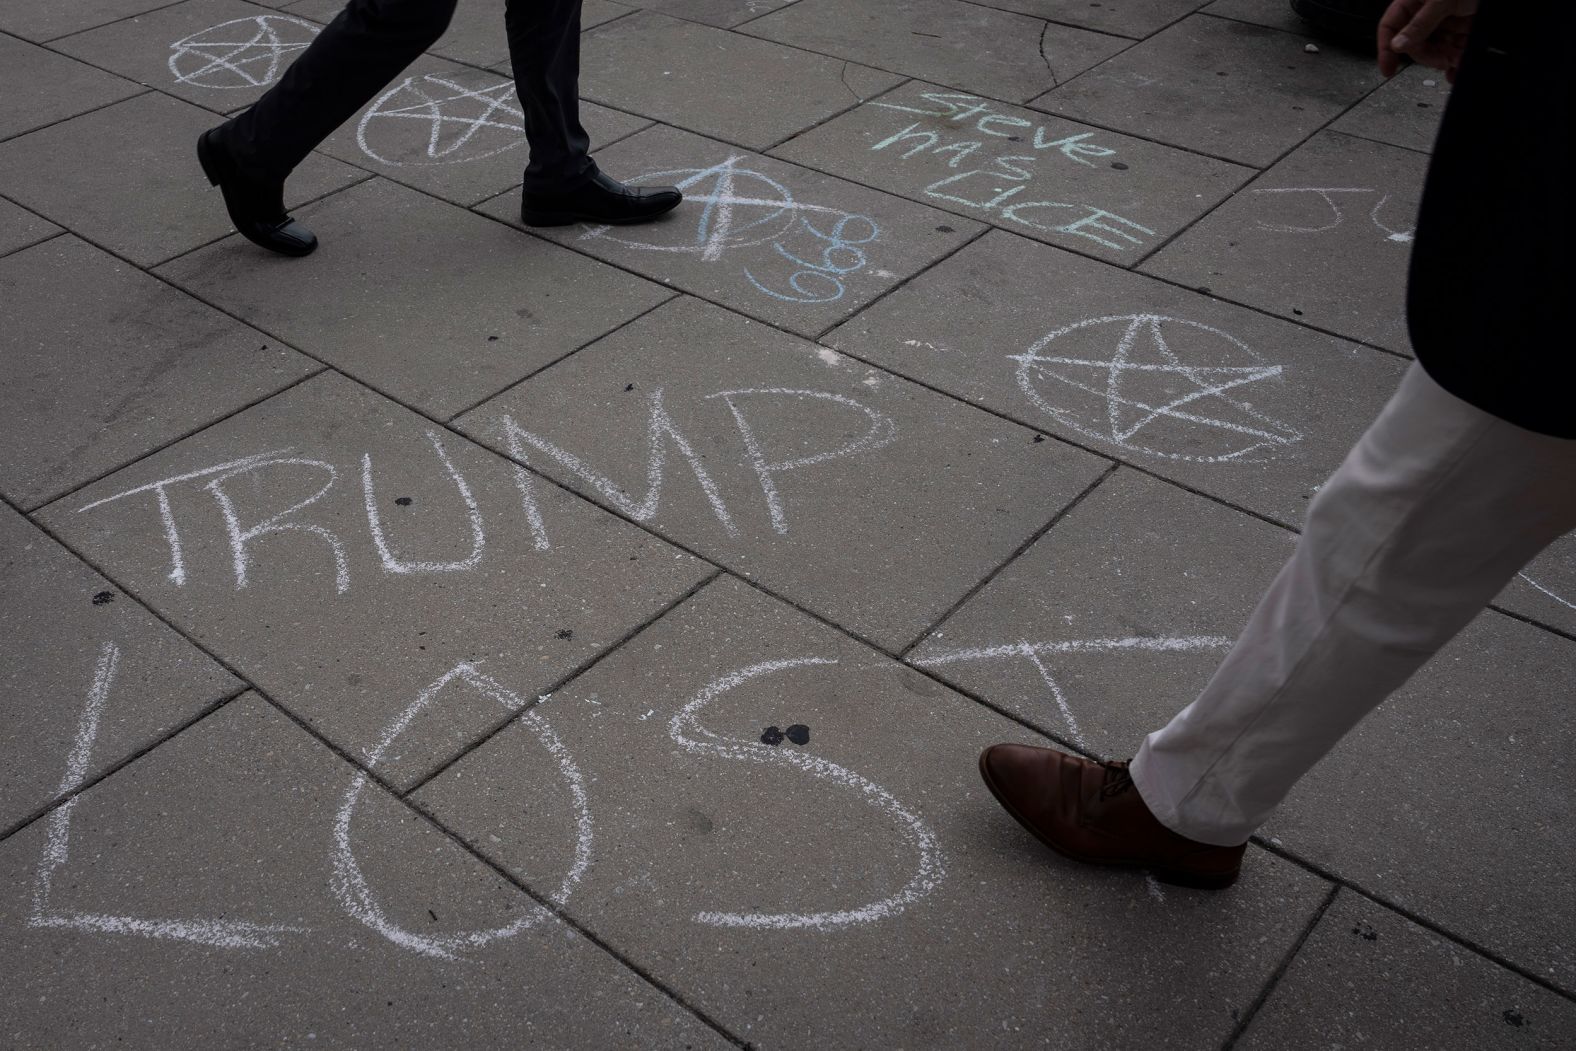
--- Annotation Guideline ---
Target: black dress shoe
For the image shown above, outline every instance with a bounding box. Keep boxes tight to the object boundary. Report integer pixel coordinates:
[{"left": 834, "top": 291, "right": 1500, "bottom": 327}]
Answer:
[
  {"left": 519, "top": 169, "right": 682, "bottom": 227},
  {"left": 197, "top": 129, "right": 317, "bottom": 257}
]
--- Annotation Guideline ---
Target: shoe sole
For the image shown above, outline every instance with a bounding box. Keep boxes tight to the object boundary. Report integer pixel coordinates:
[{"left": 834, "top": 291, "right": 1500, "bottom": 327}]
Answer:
[
  {"left": 976, "top": 751, "right": 1239, "bottom": 891},
  {"left": 519, "top": 199, "right": 683, "bottom": 228},
  {"left": 196, "top": 131, "right": 317, "bottom": 258}
]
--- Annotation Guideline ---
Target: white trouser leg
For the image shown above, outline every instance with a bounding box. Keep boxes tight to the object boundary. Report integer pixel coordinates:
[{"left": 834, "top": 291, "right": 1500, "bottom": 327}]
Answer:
[{"left": 1130, "top": 363, "right": 1576, "bottom": 847}]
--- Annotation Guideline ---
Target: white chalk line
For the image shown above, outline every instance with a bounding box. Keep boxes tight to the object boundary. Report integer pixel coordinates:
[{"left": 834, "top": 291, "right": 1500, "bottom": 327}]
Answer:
[
  {"left": 29, "top": 641, "right": 307, "bottom": 950},
  {"left": 1518, "top": 572, "right": 1575, "bottom": 611},
  {"left": 500, "top": 399, "right": 740, "bottom": 537},
  {"left": 1012, "top": 314, "right": 1303, "bottom": 463},
  {"left": 358, "top": 74, "right": 525, "bottom": 166},
  {"left": 915, "top": 636, "right": 1234, "bottom": 748},
  {"left": 168, "top": 16, "right": 318, "bottom": 89},
  {"left": 332, "top": 663, "right": 591, "bottom": 960},
  {"left": 670, "top": 658, "right": 944, "bottom": 930},
  {"left": 706, "top": 389, "right": 897, "bottom": 535},
  {"left": 78, "top": 449, "right": 292, "bottom": 586},
  {"left": 362, "top": 430, "right": 486, "bottom": 574},
  {"left": 205, "top": 457, "right": 351, "bottom": 594}
]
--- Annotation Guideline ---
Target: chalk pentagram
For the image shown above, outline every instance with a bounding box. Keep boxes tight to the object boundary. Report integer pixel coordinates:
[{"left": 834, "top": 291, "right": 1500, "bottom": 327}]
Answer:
[
  {"left": 357, "top": 70, "right": 526, "bottom": 166},
  {"left": 1011, "top": 314, "right": 1303, "bottom": 463},
  {"left": 168, "top": 16, "right": 319, "bottom": 89}
]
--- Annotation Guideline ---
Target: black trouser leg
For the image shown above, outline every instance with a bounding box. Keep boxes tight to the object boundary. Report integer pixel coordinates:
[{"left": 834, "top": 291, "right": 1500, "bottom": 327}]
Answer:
[
  {"left": 220, "top": 0, "right": 458, "bottom": 182},
  {"left": 505, "top": 0, "right": 594, "bottom": 191}
]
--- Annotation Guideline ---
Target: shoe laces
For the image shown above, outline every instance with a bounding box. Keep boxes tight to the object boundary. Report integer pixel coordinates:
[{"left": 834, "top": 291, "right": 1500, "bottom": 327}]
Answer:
[{"left": 1099, "top": 760, "right": 1134, "bottom": 799}]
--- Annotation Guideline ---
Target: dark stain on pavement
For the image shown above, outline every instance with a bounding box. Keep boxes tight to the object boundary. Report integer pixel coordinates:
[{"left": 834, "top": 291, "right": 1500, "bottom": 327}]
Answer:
[
  {"left": 760, "top": 724, "right": 810, "bottom": 746},
  {"left": 91, "top": 590, "right": 115, "bottom": 605}
]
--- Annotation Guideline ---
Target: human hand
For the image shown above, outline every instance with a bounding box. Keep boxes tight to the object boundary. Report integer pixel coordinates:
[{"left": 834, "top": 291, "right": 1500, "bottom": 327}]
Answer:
[{"left": 1378, "top": 0, "right": 1478, "bottom": 81}]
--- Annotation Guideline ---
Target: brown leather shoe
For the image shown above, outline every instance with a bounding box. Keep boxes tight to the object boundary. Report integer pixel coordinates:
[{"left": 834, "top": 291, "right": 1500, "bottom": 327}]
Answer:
[{"left": 979, "top": 744, "right": 1246, "bottom": 889}]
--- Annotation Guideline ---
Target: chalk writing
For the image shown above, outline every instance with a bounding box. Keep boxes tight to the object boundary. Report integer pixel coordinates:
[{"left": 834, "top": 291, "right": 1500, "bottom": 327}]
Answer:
[
  {"left": 168, "top": 16, "right": 319, "bottom": 90},
  {"left": 497, "top": 387, "right": 897, "bottom": 537},
  {"left": 866, "top": 92, "right": 1154, "bottom": 252},
  {"left": 77, "top": 437, "right": 552, "bottom": 594},
  {"left": 706, "top": 389, "right": 897, "bottom": 535},
  {"left": 363, "top": 432, "right": 485, "bottom": 574},
  {"left": 914, "top": 636, "right": 1233, "bottom": 748},
  {"left": 357, "top": 70, "right": 526, "bottom": 167},
  {"left": 333, "top": 663, "right": 590, "bottom": 960},
  {"left": 670, "top": 658, "right": 944, "bottom": 929},
  {"left": 578, "top": 155, "right": 885, "bottom": 304},
  {"left": 871, "top": 93, "right": 1118, "bottom": 167},
  {"left": 1010, "top": 314, "right": 1303, "bottom": 463},
  {"left": 30, "top": 642, "right": 309, "bottom": 949},
  {"left": 1251, "top": 187, "right": 1415, "bottom": 243}
]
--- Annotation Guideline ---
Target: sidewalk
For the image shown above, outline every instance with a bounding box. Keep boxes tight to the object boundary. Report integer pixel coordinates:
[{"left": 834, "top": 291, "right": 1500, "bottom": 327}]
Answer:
[{"left": 2, "top": 0, "right": 1572, "bottom": 1046}]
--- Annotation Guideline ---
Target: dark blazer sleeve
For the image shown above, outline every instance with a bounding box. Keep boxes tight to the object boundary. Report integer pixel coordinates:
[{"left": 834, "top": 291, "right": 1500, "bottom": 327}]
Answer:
[{"left": 1407, "top": 0, "right": 1576, "bottom": 438}]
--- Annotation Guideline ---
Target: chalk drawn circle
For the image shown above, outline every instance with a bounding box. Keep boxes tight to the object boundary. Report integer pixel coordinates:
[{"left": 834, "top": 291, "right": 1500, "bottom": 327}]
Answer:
[
  {"left": 357, "top": 70, "right": 526, "bottom": 166},
  {"left": 168, "top": 16, "right": 319, "bottom": 89},
  {"left": 1012, "top": 313, "right": 1304, "bottom": 463},
  {"left": 587, "top": 162, "right": 812, "bottom": 256}
]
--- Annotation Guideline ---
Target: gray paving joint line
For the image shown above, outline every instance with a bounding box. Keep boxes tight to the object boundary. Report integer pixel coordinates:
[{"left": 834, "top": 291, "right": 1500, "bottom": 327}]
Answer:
[
  {"left": 0, "top": 87, "right": 155, "bottom": 148},
  {"left": 396, "top": 567, "right": 728, "bottom": 798},
  {"left": 240, "top": 684, "right": 750, "bottom": 1049},
  {"left": 438, "top": 291, "right": 684, "bottom": 424},
  {"left": 0, "top": 685, "right": 249, "bottom": 845},
  {"left": 1218, "top": 882, "right": 1343, "bottom": 1051},
  {"left": 898, "top": 460, "right": 1122, "bottom": 658},
  {"left": 17, "top": 365, "right": 333, "bottom": 514},
  {"left": 1250, "top": 838, "right": 1576, "bottom": 1005}
]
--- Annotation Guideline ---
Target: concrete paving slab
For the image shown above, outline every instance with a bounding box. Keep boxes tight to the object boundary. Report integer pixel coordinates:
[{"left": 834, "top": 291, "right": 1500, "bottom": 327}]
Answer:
[
  {"left": 635, "top": 0, "right": 795, "bottom": 30},
  {"left": 415, "top": 575, "right": 1333, "bottom": 1048},
  {"left": 771, "top": 79, "right": 1253, "bottom": 265},
  {"left": 1238, "top": 892, "right": 1576, "bottom": 1050},
  {"left": 1265, "top": 612, "right": 1576, "bottom": 990},
  {"left": 312, "top": 57, "right": 649, "bottom": 207},
  {"left": 455, "top": 296, "right": 1106, "bottom": 650},
  {"left": 35, "top": 371, "right": 709, "bottom": 790},
  {"left": 0, "top": 92, "right": 364, "bottom": 267},
  {"left": 0, "top": 694, "right": 728, "bottom": 1048},
  {"left": 580, "top": 11, "right": 903, "bottom": 150},
  {"left": 908, "top": 468, "right": 1291, "bottom": 755},
  {"left": 1141, "top": 130, "right": 1426, "bottom": 354},
  {"left": 157, "top": 178, "right": 669, "bottom": 418},
  {"left": 0, "top": 236, "right": 318, "bottom": 510},
  {"left": 966, "top": 0, "right": 1210, "bottom": 39},
  {"left": 1498, "top": 531, "right": 1576, "bottom": 638},
  {"left": 742, "top": 0, "right": 1127, "bottom": 104},
  {"left": 481, "top": 123, "right": 983, "bottom": 339},
  {"left": 0, "top": 505, "right": 239, "bottom": 835},
  {"left": 1200, "top": 0, "right": 1307, "bottom": 34},
  {"left": 52, "top": 0, "right": 323, "bottom": 116},
  {"left": 0, "top": 33, "right": 142, "bottom": 143},
  {"left": 0, "top": 0, "right": 179, "bottom": 42},
  {"left": 0, "top": 195, "right": 60, "bottom": 257},
  {"left": 286, "top": 0, "right": 632, "bottom": 67},
  {"left": 1331, "top": 64, "right": 1449, "bottom": 153},
  {"left": 825, "top": 230, "right": 1404, "bottom": 526},
  {"left": 1031, "top": 14, "right": 1382, "bottom": 167}
]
